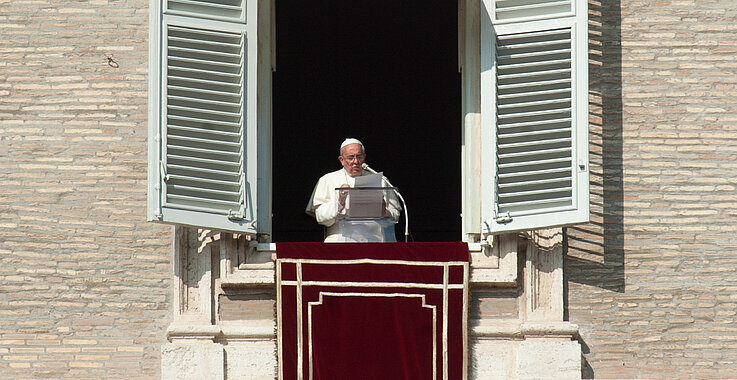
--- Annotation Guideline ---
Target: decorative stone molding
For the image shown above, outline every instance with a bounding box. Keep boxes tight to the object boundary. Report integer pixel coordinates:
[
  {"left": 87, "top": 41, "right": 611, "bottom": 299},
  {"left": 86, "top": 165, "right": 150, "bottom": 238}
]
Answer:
[
  {"left": 164, "top": 229, "right": 277, "bottom": 380},
  {"left": 173, "top": 226, "right": 217, "bottom": 325},
  {"left": 165, "top": 227, "right": 580, "bottom": 379},
  {"left": 469, "top": 233, "right": 518, "bottom": 286},
  {"left": 525, "top": 228, "right": 565, "bottom": 322},
  {"left": 471, "top": 321, "right": 579, "bottom": 340},
  {"left": 220, "top": 233, "right": 276, "bottom": 287},
  {"left": 167, "top": 323, "right": 221, "bottom": 341}
]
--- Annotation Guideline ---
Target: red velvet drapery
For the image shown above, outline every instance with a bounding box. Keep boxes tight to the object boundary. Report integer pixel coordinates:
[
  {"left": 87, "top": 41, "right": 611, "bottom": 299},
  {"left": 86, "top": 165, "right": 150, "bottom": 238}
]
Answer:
[{"left": 277, "top": 242, "right": 469, "bottom": 380}]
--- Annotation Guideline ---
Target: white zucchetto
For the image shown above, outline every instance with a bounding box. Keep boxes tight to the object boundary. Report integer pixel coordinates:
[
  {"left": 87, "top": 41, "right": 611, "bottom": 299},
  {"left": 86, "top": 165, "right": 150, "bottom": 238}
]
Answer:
[{"left": 340, "top": 138, "right": 364, "bottom": 153}]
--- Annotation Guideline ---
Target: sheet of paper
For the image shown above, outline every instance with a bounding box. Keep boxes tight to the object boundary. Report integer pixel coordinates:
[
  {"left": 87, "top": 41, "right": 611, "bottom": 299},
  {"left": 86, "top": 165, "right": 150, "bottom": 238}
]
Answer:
[
  {"left": 354, "top": 172, "right": 383, "bottom": 188},
  {"left": 348, "top": 172, "right": 384, "bottom": 218}
]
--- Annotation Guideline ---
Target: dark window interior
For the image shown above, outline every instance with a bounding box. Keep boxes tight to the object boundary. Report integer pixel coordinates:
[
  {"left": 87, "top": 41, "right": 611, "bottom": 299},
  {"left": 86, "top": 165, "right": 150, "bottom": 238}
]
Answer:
[{"left": 272, "top": 0, "right": 461, "bottom": 242}]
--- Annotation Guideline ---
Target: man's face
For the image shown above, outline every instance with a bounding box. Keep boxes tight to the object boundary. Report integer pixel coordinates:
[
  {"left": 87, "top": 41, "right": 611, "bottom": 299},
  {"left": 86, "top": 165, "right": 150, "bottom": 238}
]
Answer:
[{"left": 338, "top": 143, "right": 365, "bottom": 177}]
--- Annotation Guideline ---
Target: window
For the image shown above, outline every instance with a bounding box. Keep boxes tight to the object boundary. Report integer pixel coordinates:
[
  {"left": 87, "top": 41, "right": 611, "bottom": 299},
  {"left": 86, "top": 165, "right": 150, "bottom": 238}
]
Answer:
[{"left": 148, "top": 0, "right": 588, "bottom": 238}]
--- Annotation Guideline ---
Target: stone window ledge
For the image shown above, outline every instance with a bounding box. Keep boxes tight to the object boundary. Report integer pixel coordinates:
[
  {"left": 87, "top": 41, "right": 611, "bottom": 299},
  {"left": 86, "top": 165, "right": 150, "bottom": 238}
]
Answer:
[{"left": 220, "top": 237, "right": 520, "bottom": 288}]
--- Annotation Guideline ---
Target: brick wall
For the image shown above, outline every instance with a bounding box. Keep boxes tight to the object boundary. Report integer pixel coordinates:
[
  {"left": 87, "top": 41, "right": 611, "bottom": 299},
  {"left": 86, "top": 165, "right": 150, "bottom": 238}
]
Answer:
[
  {"left": 567, "top": 0, "right": 737, "bottom": 378},
  {"left": 0, "top": 0, "right": 172, "bottom": 378}
]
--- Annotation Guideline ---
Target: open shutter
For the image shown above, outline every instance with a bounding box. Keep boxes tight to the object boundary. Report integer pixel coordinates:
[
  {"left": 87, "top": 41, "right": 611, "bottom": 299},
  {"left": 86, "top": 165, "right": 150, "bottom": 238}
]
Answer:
[
  {"left": 480, "top": 0, "right": 588, "bottom": 234},
  {"left": 148, "top": 0, "right": 271, "bottom": 234}
]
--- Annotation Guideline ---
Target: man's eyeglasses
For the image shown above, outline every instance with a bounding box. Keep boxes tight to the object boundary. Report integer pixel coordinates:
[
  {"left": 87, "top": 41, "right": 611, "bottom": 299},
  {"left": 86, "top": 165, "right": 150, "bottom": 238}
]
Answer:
[{"left": 341, "top": 154, "right": 365, "bottom": 162}]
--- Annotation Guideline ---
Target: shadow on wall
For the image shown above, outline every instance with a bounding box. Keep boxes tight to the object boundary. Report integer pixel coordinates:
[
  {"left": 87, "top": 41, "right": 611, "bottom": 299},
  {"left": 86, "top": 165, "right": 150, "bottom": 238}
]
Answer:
[
  {"left": 564, "top": 1, "right": 623, "bottom": 378},
  {"left": 565, "top": 0, "right": 624, "bottom": 294}
]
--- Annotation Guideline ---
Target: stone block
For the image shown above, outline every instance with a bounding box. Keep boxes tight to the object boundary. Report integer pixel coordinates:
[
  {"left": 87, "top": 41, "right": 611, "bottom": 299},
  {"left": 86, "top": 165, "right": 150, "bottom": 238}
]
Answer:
[
  {"left": 518, "top": 339, "right": 581, "bottom": 380},
  {"left": 161, "top": 341, "right": 224, "bottom": 380},
  {"left": 471, "top": 339, "right": 517, "bottom": 379},
  {"left": 224, "top": 339, "right": 277, "bottom": 380}
]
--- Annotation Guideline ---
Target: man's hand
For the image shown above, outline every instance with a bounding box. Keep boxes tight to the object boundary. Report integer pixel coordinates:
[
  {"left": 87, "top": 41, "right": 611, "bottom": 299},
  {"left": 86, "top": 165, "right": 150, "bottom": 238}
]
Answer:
[{"left": 338, "top": 184, "right": 350, "bottom": 206}]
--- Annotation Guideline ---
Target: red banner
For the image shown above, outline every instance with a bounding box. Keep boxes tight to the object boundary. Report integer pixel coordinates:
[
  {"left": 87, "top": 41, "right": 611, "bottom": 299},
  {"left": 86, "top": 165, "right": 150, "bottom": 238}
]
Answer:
[{"left": 277, "top": 242, "right": 469, "bottom": 380}]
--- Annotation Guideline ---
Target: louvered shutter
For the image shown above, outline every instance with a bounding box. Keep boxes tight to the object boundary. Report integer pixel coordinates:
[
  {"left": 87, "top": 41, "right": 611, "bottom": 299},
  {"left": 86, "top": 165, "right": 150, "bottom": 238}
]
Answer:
[
  {"left": 148, "top": 0, "right": 270, "bottom": 234},
  {"left": 480, "top": 0, "right": 588, "bottom": 234},
  {"left": 493, "top": 0, "right": 572, "bottom": 21},
  {"left": 166, "top": 0, "right": 246, "bottom": 22}
]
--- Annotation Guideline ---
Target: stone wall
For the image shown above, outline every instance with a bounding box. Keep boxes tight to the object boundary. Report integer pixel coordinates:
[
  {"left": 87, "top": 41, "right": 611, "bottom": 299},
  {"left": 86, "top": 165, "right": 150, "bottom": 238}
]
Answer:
[
  {"left": 566, "top": 0, "right": 737, "bottom": 378},
  {"left": 0, "top": 0, "right": 172, "bottom": 378}
]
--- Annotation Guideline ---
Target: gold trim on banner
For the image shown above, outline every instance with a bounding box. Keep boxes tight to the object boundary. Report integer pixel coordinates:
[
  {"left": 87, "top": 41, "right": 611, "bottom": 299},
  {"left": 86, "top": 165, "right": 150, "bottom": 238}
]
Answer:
[{"left": 307, "top": 292, "right": 438, "bottom": 380}]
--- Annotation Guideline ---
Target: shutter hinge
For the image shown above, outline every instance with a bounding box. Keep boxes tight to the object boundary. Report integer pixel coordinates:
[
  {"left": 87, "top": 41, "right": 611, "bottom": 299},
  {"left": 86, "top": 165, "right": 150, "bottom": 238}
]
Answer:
[
  {"left": 228, "top": 205, "right": 246, "bottom": 221},
  {"left": 228, "top": 172, "right": 247, "bottom": 220},
  {"left": 480, "top": 234, "right": 495, "bottom": 250},
  {"left": 495, "top": 211, "right": 512, "bottom": 224},
  {"left": 159, "top": 161, "right": 169, "bottom": 182},
  {"left": 155, "top": 159, "right": 166, "bottom": 219}
]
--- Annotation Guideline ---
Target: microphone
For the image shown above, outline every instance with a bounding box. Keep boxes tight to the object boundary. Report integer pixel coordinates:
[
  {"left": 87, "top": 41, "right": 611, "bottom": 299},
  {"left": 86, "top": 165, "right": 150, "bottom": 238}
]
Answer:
[{"left": 362, "top": 163, "right": 409, "bottom": 242}]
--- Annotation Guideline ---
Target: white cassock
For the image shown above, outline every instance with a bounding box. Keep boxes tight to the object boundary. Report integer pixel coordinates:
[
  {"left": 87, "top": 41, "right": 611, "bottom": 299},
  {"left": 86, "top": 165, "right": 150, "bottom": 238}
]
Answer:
[{"left": 306, "top": 168, "right": 401, "bottom": 242}]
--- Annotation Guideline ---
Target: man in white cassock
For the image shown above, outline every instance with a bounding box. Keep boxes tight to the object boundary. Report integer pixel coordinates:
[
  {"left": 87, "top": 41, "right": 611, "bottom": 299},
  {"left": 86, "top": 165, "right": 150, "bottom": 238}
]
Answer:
[{"left": 306, "top": 138, "right": 402, "bottom": 242}]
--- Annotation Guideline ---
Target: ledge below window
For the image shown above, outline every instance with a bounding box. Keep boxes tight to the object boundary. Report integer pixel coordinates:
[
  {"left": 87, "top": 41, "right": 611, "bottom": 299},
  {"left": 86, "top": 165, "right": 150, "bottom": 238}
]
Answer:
[{"left": 220, "top": 238, "right": 520, "bottom": 288}]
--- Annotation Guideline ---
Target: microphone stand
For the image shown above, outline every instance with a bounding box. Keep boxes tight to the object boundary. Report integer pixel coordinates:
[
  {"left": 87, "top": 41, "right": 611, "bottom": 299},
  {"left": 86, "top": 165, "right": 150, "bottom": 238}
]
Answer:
[{"left": 362, "top": 164, "right": 409, "bottom": 242}]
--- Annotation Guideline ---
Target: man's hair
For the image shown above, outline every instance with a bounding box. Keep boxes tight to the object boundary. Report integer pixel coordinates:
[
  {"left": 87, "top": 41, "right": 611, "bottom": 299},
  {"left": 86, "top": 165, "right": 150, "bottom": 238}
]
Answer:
[{"left": 340, "top": 138, "right": 365, "bottom": 155}]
